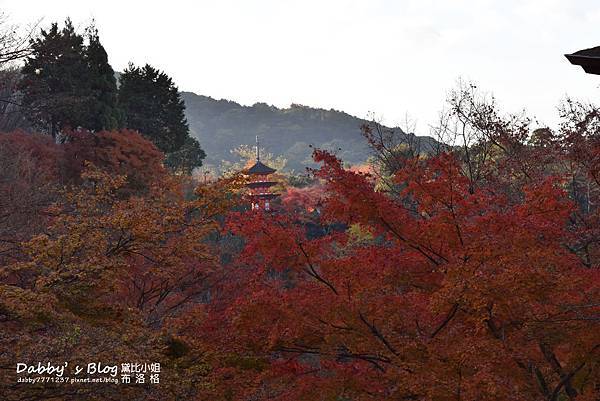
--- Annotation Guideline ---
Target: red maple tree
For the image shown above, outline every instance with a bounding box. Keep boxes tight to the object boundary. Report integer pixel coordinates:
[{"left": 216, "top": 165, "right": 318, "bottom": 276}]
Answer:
[{"left": 201, "top": 137, "right": 599, "bottom": 400}]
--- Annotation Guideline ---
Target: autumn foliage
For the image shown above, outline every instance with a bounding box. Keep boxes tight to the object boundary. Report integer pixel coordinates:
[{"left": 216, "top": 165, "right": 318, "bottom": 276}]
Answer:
[
  {"left": 1, "top": 94, "right": 599, "bottom": 401},
  {"left": 198, "top": 99, "right": 599, "bottom": 401},
  {"left": 63, "top": 128, "right": 165, "bottom": 190},
  {"left": 0, "top": 130, "right": 238, "bottom": 400}
]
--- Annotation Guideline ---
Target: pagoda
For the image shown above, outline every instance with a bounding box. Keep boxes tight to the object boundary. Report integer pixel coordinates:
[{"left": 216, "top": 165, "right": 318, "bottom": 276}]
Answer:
[{"left": 246, "top": 136, "right": 279, "bottom": 211}]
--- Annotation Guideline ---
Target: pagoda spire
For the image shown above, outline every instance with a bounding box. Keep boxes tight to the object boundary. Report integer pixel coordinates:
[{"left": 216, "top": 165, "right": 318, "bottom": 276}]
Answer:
[{"left": 256, "top": 135, "right": 260, "bottom": 161}]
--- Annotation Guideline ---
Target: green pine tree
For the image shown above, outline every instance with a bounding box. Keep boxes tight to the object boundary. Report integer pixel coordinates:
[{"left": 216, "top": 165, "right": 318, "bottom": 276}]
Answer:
[
  {"left": 83, "top": 22, "right": 122, "bottom": 131},
  {"left": 20, "top": 19, "right": 87, "bottom": 138},
  {"left": 19, "top": 19, "right": 120, "bottom": 139},
  {"left": 164, "top": 135, "right": 206, "bottom": 175},
  {"left": 119, "top": 64, "right": 188, "bottom": 153},
  {"left": 119, "top": 63, "right": 205, "bottom": 172}
]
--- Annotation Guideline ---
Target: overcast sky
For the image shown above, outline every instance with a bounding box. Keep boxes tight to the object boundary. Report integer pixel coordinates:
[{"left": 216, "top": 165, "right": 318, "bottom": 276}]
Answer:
[{"left": 3, "top": 0, "right": 600, "bottom": 133}]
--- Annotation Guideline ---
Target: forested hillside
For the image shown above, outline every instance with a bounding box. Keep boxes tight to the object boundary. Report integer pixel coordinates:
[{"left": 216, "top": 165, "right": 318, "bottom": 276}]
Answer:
[{"left": 183, "top": 92, "right": 437, "bottom": 171}]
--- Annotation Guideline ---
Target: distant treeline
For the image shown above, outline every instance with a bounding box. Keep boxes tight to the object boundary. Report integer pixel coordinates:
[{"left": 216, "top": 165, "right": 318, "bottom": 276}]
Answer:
[{"left": 183, "top": 91, "right": 438, "bottom": 172}]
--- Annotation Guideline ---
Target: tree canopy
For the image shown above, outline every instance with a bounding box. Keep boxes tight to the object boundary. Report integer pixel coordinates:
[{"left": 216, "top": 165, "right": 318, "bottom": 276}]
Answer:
[
  {"left": 119, "top": 63, "right": 188, "bottom": 153},
  {"left": 19, "top": 19, "right": 120, "bottom": 138},
  {"left": 119, "top": 63, "right": 205, "bottom": 173}
]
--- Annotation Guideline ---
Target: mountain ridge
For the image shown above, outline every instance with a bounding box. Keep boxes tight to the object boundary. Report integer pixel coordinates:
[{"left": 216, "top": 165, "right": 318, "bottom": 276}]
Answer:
[{"left": 182, "top": 91, "right": 436, "bottom": 172}]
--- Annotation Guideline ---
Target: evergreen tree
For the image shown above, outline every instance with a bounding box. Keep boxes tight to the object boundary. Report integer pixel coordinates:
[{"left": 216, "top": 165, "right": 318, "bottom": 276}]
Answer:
[
  {"left": 83, "top": 23, "right": 122, "bottom": 131},
  {"left": 119, "top": 63, "right": 205, "bottom": 172},
  {"left": 19, "top": 19, "right": 119, "bottom": 139},
  {"left": 164, "top": 135, "right": 206, "bottom": 175},
  {"left": 119, "top": 64, "right": 189, "bottom": 153}
]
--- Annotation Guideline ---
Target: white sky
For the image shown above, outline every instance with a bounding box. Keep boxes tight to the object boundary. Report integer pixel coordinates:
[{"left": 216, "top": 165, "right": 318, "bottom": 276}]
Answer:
[{"left": 3, "top": 0, "right": 600, "bottom": 133}]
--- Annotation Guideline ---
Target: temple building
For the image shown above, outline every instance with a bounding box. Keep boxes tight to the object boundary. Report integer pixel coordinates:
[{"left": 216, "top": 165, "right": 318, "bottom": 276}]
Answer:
[
  {"left": 565, "top": 46, "right": 600, "bottom": 75},
  {"left": 246, "top": 136, "right": 280, "bottom": 211}
]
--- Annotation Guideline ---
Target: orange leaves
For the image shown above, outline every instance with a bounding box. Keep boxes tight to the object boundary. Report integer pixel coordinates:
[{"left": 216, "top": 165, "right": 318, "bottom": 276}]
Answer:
[
  {"left": 1, "top": 157, "right": 239, "bottom": 399},
  {"left": 63, "top": 128, "right": 165, "bottom": 191}
]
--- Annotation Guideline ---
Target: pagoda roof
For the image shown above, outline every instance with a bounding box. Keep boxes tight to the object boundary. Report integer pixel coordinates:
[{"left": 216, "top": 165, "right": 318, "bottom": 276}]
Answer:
[
  {"left": 246, "top": 181, "right": 278, "bottom": 189},
  {"left": 247, "top": 160, "right": 277, "bottom": 175},
  {"left": 249, "top": 193, "right": 280, "bottom": 200},
  {"left": 565, "top": 46, "right": 600, "bottom": 75}
]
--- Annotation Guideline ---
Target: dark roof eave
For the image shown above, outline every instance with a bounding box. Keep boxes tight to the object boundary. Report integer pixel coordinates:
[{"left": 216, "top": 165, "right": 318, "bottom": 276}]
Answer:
[
  {"left": 246, "top": 160, "right": 277, "bottom": 175},
  {"left": 246, "top": 181, "right": 278, "bottom": 188},
  {"left": 249, "top": 193, "right": 280, "bottom": 200},
  {"left": 565, "top": 51, "right": 600, "bottom": 75}
]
